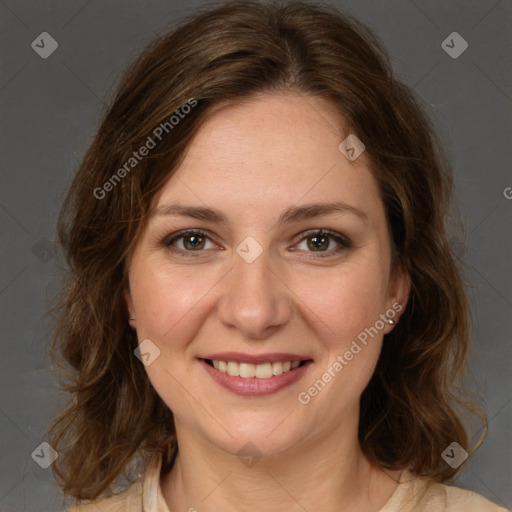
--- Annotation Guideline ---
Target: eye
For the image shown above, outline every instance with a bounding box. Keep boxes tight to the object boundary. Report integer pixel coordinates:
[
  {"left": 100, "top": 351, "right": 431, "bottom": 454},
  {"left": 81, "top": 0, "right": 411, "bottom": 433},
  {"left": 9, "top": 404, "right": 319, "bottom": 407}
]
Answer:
[
  {"left": 294, "top": 229, "right": 351, "bottom": 257},
  {"left": 163, "top": 229, "right": 218, "bottom": 256}
]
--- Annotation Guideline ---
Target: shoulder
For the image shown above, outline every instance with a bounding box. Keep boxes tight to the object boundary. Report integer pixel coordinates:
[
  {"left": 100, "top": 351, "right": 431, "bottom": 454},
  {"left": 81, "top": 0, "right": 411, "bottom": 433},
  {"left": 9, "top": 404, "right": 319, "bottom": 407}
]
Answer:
[
  {"left": 63, "top": 452, "right": 165, "bottom": 512},
  {"left": 421, "top": 482, "right": 509, "bottom": 512},
  {"left": 387, "top": 470, "right": 509, "bottom": 512},
  {"left": 65, "top": 479, "right": 143, "bottom": 512}
]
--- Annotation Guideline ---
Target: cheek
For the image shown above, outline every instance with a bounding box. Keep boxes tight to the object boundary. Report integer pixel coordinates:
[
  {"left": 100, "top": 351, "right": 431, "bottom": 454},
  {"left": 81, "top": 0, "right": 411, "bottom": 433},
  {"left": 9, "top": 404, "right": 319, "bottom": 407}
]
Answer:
[
  {"left": 130, "top": 261, "right": 218, "bottom": 342},
  {"left": 297, "top": 266, "right": 387, "bottom": 408},
  {"left": 128, "top": 261, "right": 215, "bottom": 414},
  {"left": 295, "top": 260, "right": 389, "bottom": 346}
]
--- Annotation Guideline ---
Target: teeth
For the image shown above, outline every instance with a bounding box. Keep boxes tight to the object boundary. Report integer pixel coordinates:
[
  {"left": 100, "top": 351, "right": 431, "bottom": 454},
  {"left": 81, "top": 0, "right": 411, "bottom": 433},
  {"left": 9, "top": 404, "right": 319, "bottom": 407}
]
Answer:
[
  {"left": 227, "top": 361, "right": 239, "bottom": 376},
  {"left": 210, "top": 360, "right": 302, "bottom": 379},
  {"left": 255, "top": 363, "right": 273, "bottom": 379},
  {"left": 240, "top": 362, "right": 256, "bottom": 378},
  {"left": 272, "top": 362, "right": 283, "bottom": 376}
]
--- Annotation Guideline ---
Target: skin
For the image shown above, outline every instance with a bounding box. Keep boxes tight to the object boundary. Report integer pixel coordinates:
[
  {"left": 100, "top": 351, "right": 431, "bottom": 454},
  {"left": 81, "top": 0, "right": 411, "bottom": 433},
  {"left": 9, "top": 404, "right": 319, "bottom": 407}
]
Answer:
[{"left": 125, "top": 92, "right": 411, "bottom": 512}]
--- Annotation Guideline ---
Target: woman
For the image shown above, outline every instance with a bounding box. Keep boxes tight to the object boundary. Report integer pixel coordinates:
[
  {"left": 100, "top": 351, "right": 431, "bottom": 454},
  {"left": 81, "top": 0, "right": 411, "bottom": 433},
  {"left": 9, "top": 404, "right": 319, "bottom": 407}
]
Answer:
[{"left": 48, "top": 1, "right": 508, "bottom": 511}]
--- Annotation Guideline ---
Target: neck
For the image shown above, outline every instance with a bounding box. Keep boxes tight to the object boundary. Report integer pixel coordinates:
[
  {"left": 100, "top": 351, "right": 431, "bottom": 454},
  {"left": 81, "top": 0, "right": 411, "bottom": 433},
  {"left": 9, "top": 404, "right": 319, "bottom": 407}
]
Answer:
[{"left": 160, "top": 413, "right": 401, "bottom": 512}]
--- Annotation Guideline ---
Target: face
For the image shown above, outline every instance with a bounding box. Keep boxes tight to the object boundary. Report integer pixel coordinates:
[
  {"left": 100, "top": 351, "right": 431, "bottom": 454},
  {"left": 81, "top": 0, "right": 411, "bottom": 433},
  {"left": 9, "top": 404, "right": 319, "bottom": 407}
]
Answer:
[{"left": 125, "top": 92, "right": 409, "bottom": 458}]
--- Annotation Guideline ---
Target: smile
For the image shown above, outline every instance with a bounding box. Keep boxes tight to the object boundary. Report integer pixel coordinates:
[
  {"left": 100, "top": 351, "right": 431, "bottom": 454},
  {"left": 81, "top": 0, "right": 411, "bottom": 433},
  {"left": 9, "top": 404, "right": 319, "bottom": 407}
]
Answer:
[
  {"left": 199, "top": 355, "right": 313, "bottom": 396},
  {"left": 207, "top": 359, "right": 303, "bottom": 378}
]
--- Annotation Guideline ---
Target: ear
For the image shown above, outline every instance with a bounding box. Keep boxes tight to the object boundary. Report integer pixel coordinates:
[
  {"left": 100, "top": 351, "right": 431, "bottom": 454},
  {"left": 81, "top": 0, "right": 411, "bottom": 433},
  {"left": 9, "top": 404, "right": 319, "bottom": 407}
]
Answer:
[
  {"left": 124, "top": 285, "right": 137, "bottom": 329},
  {"left": 387, "top": 264, "right": 411, "bottom": 324}
]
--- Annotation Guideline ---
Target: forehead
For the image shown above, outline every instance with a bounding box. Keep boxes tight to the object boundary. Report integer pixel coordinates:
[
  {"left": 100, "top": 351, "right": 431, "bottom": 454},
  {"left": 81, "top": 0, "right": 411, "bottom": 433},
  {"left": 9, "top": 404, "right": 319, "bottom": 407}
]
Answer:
[{"left": 152, "top": 93, "right": 385, "bottom": 225}]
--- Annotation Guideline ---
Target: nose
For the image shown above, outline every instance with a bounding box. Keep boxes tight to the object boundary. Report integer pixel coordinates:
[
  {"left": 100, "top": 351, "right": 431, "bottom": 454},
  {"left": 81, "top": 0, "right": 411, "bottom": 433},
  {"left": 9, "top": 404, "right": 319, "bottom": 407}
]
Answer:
[{"left": 216, "top": 243, "right": 293, "bottom": 340}]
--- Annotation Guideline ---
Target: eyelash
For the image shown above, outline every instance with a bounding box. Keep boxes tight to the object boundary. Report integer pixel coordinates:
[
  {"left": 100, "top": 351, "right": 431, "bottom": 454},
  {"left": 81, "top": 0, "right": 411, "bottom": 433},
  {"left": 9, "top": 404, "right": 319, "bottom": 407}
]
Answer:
[{"left": 162, "top": 228, "right": 352, "bottom": 259}]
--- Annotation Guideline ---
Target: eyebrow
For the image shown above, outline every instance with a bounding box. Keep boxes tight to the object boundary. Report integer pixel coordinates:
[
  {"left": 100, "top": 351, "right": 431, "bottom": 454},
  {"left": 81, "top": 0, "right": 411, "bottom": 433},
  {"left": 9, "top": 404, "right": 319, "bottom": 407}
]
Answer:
[{"left": 152, "top": 201, "right": 368, "bottom": 225}]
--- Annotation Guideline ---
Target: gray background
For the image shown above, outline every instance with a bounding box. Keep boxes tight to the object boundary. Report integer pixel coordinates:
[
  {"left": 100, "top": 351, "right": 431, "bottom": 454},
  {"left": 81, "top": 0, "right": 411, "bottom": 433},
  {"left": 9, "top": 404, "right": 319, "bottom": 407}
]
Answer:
[{"left": 0, "top": 0, "right": 510, "bottom": 510}]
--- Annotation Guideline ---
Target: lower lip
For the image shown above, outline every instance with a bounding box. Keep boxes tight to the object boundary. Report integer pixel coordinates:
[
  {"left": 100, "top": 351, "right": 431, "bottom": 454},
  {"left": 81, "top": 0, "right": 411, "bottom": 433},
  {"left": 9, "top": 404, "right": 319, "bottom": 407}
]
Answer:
[{"left": 199, "top": 359, "right": 312, "bottom": 396}]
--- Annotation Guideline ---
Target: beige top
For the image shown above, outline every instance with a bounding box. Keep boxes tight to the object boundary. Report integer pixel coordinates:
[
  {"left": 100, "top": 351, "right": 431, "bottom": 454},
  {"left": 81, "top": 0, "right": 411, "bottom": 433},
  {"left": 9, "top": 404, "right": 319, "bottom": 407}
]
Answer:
[{"left": 66, "top": 454, "right": 509, "bottom": 512}]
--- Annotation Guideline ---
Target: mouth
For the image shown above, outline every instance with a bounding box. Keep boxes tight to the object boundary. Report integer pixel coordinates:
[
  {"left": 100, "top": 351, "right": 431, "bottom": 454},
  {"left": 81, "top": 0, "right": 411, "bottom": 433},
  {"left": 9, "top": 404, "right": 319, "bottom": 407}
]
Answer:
[
  {"left": 203, "top": 358, "right": 309, "bottom": 378},
  {"left": 198, "top": 355, "right": 313, "bottom": 396}
]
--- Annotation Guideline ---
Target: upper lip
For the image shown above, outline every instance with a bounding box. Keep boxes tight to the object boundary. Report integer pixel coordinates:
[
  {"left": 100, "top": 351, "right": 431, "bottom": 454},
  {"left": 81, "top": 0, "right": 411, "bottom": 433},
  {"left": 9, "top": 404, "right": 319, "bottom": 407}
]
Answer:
[{"left": 200, "top": 352, "right": 312, "bottom": 364}]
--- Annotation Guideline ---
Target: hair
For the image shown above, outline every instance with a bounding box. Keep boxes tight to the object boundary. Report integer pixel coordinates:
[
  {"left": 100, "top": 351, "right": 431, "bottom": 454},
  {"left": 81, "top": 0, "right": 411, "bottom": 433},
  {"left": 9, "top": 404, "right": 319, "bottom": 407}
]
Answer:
[{"left": 48, "top": 0, "right": 486, "bottom": 502}]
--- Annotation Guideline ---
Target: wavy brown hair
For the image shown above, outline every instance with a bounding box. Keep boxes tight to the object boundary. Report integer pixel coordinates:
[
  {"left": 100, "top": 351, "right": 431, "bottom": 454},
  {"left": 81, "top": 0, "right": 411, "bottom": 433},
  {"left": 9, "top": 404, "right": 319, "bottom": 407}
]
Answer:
[{"left": 48, "top": 0, "right": 485, "bottom": 502}]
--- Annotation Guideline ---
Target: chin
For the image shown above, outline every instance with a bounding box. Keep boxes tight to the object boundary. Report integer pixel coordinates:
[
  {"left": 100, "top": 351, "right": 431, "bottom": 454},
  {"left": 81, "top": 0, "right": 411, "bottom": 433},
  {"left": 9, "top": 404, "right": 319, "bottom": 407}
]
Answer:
[{"left": 176, "top": 406, "right": 301, "bottom": 457}]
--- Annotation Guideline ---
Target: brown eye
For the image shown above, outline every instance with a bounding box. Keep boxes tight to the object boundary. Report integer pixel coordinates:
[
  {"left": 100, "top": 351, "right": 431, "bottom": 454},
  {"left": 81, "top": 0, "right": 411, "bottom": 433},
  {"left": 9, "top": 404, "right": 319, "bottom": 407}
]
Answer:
[
  {"left": 295, "top": 229, "right": 351, "bottom": 257},
  {"left": 163, "top": 229, "right": 217, "bottom": 256}
]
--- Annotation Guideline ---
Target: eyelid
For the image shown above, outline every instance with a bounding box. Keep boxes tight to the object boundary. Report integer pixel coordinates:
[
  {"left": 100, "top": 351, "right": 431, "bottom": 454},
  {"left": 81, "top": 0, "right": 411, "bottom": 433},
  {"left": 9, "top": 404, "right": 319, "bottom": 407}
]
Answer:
[{"left": 296, "top": 229, "right": 351, "bottom": 247}]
